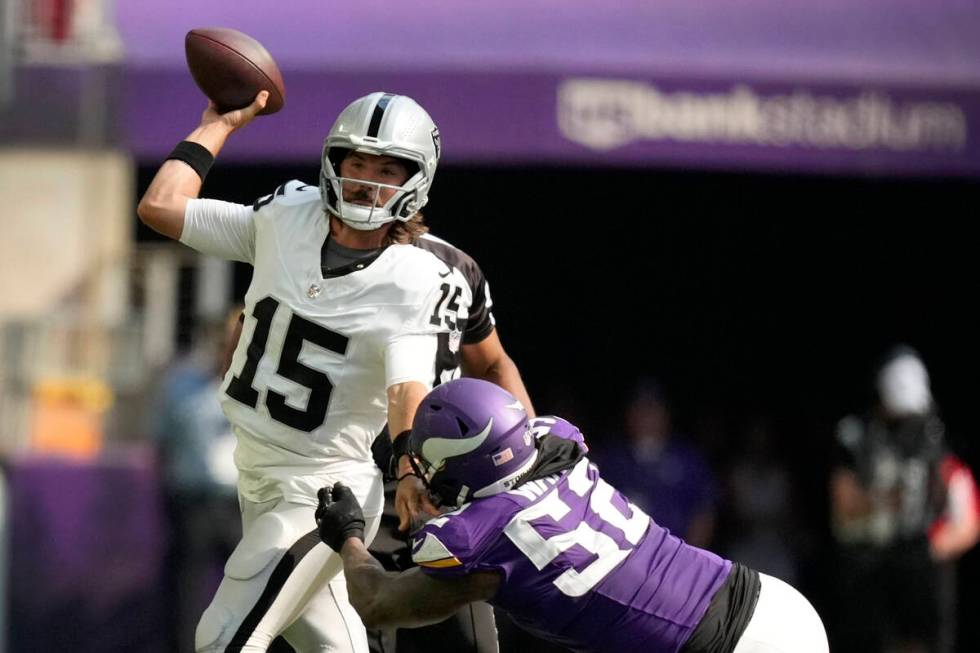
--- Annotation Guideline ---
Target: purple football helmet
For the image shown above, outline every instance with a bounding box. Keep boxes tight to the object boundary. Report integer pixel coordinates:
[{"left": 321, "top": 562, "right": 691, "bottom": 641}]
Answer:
[{"left": 408, "top": 378, "right": 537, "bottom": 507}]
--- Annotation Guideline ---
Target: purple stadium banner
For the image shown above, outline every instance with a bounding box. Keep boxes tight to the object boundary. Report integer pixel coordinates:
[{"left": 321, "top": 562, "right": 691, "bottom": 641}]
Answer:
[
  {"left": 122, "top": 69, "right": 980, "bottom": 176},
  {"left": 115, "top": 0, "right": 980, "bottom": 175}
]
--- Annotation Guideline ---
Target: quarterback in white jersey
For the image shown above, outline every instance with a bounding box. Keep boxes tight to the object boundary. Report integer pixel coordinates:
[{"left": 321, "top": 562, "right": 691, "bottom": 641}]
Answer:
[
  {"left": 186, "top": 179, "right": 460, "bottom": 509},
  {"left": 138, "top": 90, "right": 532, "bottom": 653}
]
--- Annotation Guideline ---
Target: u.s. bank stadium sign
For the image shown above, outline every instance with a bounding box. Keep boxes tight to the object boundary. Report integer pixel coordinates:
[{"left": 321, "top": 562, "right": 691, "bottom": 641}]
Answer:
[
  {"left": 557, "top": 78, "right": 977, "bottom": 174},
  {"left": 122, "top": 65, "right": 980, "bottom": 176}
]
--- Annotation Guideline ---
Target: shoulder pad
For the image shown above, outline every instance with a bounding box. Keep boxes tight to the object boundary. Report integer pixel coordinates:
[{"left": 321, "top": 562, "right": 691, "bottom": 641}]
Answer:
[
  {"left": 252, "top": 180, "right": 320, "bottom": 212},
  {"left": 529, "top": 416, "right": 588, "bottom": 452},
  {"left": 419, "top": 232, "right": 454, "bottom": 248},
  {"left": 415, "top": 233, "right": 480, "bottom": 275}
]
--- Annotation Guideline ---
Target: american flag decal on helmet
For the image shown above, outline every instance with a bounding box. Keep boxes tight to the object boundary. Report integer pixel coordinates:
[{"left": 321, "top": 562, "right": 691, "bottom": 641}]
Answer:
[{"left": 492, "top": 447, "right": 514, "bottom": 466}]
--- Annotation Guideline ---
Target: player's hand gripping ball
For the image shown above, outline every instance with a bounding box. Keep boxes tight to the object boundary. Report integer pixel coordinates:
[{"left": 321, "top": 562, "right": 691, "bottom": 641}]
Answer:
[
  {"left": 316, "top": 482, "right": 366, "bottom": 552},
  {"left": 185, "top": 27, "right": 285, "bottom": 115}
]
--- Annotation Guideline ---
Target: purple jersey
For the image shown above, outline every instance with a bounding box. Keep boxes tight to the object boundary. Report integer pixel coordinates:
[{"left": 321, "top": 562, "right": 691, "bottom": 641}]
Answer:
[{"left": 411, "top": 456, "right": 731, "bottom": 653}]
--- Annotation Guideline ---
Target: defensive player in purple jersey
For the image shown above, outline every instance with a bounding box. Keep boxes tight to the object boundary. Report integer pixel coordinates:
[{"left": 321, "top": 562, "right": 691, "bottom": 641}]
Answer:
[{"left": 316, "top": 378, "right": 829, "bottom": 653}]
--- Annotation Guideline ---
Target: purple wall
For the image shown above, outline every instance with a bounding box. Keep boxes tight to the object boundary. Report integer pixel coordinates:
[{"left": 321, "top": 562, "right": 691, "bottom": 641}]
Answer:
[
  {"left": 6, "top": 450, "right": 168, "bottom": 652},
  {"left": 113, "top": 1, "right": 980, "bottom": 175}
]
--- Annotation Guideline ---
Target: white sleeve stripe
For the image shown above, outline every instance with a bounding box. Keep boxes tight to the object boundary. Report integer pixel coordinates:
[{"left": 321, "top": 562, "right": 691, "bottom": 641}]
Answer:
[{"left": 385, "top": 333, "right": 439, "bottom": 389}]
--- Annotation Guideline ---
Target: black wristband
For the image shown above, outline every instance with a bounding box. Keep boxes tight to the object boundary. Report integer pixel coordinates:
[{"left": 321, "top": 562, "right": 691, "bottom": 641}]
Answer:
[
  {"left": 166, "top": 140, "right": 215, "bottom": 181},
  {"left": 392, "top": 429, "right": 412, "bottom": 460}
]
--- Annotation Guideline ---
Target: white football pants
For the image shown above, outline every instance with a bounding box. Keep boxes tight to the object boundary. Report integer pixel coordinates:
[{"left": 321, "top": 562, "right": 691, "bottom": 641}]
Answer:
[
  {"left": 195, "top": 489, "right": 383, "bottom": 653},
  {"left": 733, "top": 572, "right": 829, "bottom": 653}
]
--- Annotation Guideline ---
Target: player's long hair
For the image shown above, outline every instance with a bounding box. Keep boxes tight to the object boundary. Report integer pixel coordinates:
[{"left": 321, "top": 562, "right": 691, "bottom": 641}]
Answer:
[{"left": 387, "top": 212, "right": 429, "bottom": 245}]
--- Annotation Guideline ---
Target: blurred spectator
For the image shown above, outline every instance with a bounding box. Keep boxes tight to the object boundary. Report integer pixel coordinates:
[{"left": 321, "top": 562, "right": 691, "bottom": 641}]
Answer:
[
  {"left": 829, "top": 345, "right": 980, "bottom": 653},
  {"left": 150, "top": 307, "right": 243, "bottom": 652},
  {"left": 722, "top": 416, "right": 800, "bottom": 585},
  {"left": 593, "top": 379, "right": 718, "bottom": 548}
]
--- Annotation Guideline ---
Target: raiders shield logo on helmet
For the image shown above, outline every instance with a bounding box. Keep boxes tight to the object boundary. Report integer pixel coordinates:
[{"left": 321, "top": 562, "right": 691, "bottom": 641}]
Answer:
[{"left": 431, "top": 127, "right": 442, "bottom": 161}]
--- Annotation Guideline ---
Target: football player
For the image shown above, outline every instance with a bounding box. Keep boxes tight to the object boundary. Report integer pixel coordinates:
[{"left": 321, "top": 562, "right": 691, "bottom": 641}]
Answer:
[
  {"left": 315, "top": 378, "right": 830, "bottom": 653},
  {"left": 138, "top": 91, "right": 531, "bottom": 652},
  {"left": 829, "top": 346, "right": 980, "bottom": 652}
]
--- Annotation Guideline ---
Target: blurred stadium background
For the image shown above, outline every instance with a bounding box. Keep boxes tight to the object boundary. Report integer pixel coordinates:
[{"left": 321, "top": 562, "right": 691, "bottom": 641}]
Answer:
[{"left": 1, "top": 0, "right": 978, "bottom": 651}]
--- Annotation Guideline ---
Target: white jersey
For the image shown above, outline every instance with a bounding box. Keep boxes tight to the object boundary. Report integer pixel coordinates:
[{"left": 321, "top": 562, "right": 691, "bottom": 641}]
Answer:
[{"left": 181, "top": 180, "right": 477, "bottom": 509}]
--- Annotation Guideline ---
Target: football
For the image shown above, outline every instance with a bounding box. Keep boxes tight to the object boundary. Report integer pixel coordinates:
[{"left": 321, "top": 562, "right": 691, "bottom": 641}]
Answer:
[{"left": 184, "top": 27, "right": 285, "bottom": 115}]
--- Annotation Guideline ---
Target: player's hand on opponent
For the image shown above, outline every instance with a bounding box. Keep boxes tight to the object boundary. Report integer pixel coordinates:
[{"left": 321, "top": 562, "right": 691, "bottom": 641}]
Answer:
[
  {"left": 199, "top": 90, "right": 269, "bottom": 134},
  {"left": 395, "top": 471, "right": 441, "bottom": 534},
  {"left": 315, "top": 482, "right": 366, "bottom": 552}
]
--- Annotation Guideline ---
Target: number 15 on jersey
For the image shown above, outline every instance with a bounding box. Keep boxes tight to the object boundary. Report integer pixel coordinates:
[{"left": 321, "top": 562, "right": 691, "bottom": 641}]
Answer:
[{"left": 226, "top": 296, "right": 349, "bottom": 432}]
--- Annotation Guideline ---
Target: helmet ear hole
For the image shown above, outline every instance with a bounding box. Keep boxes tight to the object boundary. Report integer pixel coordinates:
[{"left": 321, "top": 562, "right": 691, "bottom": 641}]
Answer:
[
  {"left": 455, "top": 417, "right": 469, "bottom": 435},
  {"left": 392, "top": 189, "right": 420, "bottom": 221}
]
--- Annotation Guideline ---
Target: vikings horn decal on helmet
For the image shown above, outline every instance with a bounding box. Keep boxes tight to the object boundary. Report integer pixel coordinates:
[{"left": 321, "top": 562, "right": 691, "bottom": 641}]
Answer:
[
  {"left": 320, "top": 92, "right": 441, "bottom": 230},
  {"left": 408, "top": 378, "right": 537, "bottom": 507}
]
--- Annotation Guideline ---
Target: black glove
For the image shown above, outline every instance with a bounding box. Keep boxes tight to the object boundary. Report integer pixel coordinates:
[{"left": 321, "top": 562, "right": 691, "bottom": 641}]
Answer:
[{"left": 315, "top": 482, "right": 366, "bottom": 552}]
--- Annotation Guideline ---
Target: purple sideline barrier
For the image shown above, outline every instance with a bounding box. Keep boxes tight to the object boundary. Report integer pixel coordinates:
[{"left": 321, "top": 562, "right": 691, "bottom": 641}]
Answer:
[{"left": 5, "top": 448, "right": 169, "bottom": 653}]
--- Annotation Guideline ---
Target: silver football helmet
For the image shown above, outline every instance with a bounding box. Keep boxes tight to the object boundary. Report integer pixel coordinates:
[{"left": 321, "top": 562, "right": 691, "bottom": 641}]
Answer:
[{"left": 320, "top": 92, "right": 441, "bottom": 230}]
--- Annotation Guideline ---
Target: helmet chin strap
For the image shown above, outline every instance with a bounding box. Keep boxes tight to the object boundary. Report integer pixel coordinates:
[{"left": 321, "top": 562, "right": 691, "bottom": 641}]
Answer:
[{"left": 330, "top": 200, "right": 397, "bottom": 230}]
